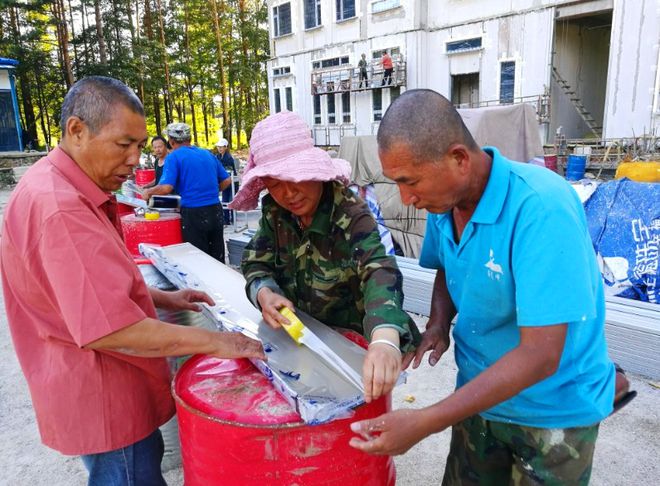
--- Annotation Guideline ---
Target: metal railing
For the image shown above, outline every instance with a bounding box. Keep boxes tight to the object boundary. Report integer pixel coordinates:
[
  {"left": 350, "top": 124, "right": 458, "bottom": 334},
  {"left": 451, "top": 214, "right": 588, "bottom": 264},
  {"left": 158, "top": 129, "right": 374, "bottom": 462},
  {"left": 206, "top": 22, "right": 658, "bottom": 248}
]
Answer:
[
  {"left": 312, "top": 124, "right": 357, "bottom": 146},
  {"left": 453, "top": 93, "right": 551, "bottom": 124},
  {"left": 310, "top": 61, "right": 407, "bottom": 95}
]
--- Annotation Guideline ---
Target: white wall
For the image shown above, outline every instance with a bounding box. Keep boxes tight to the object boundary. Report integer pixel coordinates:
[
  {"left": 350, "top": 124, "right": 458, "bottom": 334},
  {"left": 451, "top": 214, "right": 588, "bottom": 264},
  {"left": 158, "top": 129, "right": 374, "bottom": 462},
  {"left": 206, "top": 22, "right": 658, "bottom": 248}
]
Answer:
[
  {"left": 0, "top": 70, "right": 11, "bottom": 90},
  {"left": 603, "top": 0, "right": 660, "bottom": 138},
  {"left": 266, "top": 0, "right": 660, "bottom": 143}
]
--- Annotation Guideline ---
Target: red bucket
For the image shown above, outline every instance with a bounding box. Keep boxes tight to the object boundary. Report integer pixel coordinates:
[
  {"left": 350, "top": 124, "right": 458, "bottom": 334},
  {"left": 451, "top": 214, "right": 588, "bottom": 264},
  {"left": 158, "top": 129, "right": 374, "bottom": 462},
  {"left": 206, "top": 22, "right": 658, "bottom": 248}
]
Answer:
[
  {"left": 544, "top": 154, "right": 558, "bottom": 172},
  {"left": 120, "top": 213, "right": 182, "bottom": 256},
  {"left": 174, "top": 355, "right": 396, "bottom": 486},
  {"left": 135, "top": 168, "right": 156, "bottom": 186}
]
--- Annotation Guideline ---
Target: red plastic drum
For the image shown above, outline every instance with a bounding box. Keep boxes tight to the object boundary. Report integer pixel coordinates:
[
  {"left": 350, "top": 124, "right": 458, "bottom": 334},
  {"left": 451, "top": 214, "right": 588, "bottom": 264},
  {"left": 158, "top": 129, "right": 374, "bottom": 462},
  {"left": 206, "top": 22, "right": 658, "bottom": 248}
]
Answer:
[
  {"left": 120, "top": 213, "right": 182, "bottom": 256},
  {"left": 174, "top": 355, "right": 396, "bottom": 486},
  {"left": 135, "top": 168, "right": 156, "bottom": 186}
]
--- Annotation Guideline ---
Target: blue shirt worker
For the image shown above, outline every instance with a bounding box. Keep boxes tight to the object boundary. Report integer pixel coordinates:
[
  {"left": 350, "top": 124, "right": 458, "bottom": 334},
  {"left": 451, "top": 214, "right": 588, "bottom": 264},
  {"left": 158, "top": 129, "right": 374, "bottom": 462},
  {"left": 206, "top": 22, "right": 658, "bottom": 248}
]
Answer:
[
  {"left": 144, "top": 123, "right": 230, "bottom": 263},
  {"left": 349, "top": 89, "right": 633, "bottom": 485}
]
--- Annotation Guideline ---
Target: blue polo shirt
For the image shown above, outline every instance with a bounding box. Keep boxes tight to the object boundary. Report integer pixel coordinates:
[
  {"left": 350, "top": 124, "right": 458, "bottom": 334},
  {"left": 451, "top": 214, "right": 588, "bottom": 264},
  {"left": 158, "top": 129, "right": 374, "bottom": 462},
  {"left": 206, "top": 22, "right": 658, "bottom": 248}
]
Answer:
[
  {"left": 159, "top": 146, "right": 229, "bottom": 208},
  {"left": 420, "top": 147, "right": 614, "bottom": 428}
]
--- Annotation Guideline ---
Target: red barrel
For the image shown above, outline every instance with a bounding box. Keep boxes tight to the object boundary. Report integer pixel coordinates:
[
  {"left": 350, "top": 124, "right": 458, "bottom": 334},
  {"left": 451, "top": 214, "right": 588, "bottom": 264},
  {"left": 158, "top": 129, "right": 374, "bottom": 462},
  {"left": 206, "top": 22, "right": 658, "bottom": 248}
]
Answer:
[
  {"left": 135, "top": 168, "right": 156, "bottom": 186},
  {"left": 117, "top": 202, "right": 135, "bottom": 217},
  {"left": 544, "top": 154, "right": 558, "bottom": 172},
  {"left": 120, "top": 213, "right": 183, "bottom": 256},
  {"left": 174, "top": 355, "right": 396, "bottom": 486}
]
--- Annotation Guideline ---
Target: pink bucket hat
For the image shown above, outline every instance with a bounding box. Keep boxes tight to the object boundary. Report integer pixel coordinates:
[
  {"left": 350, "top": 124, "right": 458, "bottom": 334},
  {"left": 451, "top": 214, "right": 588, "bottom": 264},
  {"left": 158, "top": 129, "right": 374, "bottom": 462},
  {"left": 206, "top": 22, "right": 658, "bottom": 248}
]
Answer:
[{"left": 229, "top": 111, "right": 352, "bottom": 211}]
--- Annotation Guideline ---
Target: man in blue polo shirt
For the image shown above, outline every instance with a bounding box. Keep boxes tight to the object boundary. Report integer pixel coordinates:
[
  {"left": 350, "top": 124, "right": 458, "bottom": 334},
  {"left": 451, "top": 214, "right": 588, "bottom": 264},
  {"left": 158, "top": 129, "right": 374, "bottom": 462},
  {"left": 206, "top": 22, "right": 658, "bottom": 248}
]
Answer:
[
  {"left": 144, "top": 123, "right": 230, "bottom": 263},
  {"left": 349, "top": 90, "right": 628, "bottom": 484}
]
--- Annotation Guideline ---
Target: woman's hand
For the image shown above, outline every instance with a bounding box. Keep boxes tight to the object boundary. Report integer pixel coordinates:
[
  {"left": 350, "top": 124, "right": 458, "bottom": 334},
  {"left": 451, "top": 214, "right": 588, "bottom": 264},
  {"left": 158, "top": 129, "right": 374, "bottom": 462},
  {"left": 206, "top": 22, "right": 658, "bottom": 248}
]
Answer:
[
  {"left": 256, "top": 287, "right": 295, "bottom": 329},
  {"left": 363, "top": 328, "right": 402, "bottom": 403}
]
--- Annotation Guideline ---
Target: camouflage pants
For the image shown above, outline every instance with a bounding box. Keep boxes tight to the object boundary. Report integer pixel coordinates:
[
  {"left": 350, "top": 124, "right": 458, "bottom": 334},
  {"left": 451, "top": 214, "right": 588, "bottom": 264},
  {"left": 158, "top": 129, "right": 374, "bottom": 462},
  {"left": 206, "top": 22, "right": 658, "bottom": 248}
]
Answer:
[{"left": 442, "top": 415, "right": 599, "bottom": 486}]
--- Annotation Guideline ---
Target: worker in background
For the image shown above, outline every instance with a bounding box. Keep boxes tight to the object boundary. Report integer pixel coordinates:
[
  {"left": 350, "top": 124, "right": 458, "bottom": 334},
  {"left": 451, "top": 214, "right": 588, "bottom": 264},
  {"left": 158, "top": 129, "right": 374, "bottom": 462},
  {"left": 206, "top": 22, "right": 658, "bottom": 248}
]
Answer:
[
  {"left": 143, "top": 135, "right": 170, "bottom": 188},
  {"left": 230, "top": 111, "right": 421, "bottom": 403},
  {"left": 350, "top": 89, "right": 631, "bottom": 485},
  {"left": 381, "top": 50, "right": 394, "bottom": 86},
  {"left": 215, "top": 137, "right": 238, "bottom": 225},
  {"left": 0, "top": 76, "right": 265, "bottom": 485},
  {"left": 144, "top": 123, "right": 231, "bottom": 263}
]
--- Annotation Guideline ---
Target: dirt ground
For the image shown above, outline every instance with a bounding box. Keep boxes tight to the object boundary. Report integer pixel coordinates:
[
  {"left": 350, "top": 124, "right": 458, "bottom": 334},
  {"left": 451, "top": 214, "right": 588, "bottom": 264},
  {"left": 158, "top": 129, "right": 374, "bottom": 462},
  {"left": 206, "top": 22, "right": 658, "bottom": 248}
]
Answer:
[{"left": 0, "top": 187, "right": 658, "bottom": 485}]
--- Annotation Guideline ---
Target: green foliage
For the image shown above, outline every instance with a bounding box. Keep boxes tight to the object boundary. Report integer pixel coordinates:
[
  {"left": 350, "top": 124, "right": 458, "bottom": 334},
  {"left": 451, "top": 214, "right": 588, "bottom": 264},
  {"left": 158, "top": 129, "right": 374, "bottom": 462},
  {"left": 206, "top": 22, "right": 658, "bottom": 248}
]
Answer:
[{"left": 0, "top": 0, "right": 270, "bottom": 149}]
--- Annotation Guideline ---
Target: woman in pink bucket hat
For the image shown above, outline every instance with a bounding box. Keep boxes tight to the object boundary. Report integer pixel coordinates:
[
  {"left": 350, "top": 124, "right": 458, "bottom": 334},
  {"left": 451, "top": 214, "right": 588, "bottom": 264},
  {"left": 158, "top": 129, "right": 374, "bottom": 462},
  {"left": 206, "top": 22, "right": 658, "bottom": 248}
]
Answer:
[{"left": 231, "top": 111, "right": 420, "bottom": 403}]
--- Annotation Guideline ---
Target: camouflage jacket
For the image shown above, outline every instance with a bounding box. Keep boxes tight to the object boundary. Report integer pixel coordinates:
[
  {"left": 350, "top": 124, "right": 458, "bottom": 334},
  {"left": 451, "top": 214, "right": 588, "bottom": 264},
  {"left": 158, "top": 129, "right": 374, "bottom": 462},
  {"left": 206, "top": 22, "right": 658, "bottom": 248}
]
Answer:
[{"left": 241, "top": 182, "right": 421, "bottom": 352}]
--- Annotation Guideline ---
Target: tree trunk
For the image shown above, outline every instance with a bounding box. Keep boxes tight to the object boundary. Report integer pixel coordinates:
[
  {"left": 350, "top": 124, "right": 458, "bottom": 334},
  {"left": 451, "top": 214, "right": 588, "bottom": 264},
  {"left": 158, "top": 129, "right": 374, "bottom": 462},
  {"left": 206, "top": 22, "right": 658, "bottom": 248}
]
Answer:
[
  {"left": 80, "top": 0, "right": 91, "bottom": 68},
  {"left": 210, "top": 0, "right": 229, "bottom": 142},
  {"left": 52, "top": 0, "right": 75, "bottom": 87},
  {"left": 201, "top": 81, "right": 209, "bottom": 145},
  {"left": 183, "top": 1, "right": 198, "bottom": 145},
  {"left": 94, "top": 0, "right": 108, "bottom": 64},
  {"left": 66, "top": 0, "right": 80, "bottom": 78},
  {"left": 9, "top": 6, "right": 38, "bottom": 144},
  {"left": 155, "top": 0, "right": 172, "bottom": 124}
]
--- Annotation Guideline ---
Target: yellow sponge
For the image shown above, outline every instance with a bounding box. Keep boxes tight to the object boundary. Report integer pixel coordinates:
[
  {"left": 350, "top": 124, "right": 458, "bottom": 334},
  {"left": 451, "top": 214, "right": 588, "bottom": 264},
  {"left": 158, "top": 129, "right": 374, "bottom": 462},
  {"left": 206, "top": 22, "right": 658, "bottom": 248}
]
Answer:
[{"left": 279, "top": 307, "right": 304, "bottom": 345}]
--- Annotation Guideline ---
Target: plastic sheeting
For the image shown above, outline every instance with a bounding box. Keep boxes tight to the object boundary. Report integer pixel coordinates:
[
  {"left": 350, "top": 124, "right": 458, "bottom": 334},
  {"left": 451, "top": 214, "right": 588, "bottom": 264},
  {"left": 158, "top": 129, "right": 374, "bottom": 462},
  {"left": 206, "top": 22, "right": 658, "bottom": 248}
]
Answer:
[
  {"left": 140, "top": 242, "right": 388, "bottom": 424},
  {"left": 584, "top": 178, "right": 660, "bottom": 303}
]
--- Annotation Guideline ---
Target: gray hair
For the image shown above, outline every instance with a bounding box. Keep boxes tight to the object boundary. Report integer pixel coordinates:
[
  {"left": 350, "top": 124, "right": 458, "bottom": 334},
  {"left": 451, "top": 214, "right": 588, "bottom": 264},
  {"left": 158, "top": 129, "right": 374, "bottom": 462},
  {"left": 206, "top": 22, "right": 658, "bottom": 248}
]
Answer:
[
  {"left": 60, "top": 76, "right": 144, "bottom": 136},
  {"left": 377, "top": 89, "right": 478, "bottom": 163}
]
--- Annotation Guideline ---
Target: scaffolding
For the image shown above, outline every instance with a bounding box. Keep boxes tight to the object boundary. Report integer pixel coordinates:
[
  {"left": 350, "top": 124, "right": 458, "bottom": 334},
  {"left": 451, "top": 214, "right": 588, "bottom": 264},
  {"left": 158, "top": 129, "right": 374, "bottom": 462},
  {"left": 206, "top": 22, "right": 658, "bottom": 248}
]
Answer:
[{"left": 310, "top": 60, "right": 407, "bottom": 95}]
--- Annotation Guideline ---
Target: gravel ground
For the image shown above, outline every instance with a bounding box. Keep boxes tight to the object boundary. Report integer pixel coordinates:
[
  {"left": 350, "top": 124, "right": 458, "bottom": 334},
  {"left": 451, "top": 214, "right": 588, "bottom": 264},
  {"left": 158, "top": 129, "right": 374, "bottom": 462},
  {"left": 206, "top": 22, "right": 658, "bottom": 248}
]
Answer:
[{"left": 0, "top": 188, "right": 658, "bottom": 485}]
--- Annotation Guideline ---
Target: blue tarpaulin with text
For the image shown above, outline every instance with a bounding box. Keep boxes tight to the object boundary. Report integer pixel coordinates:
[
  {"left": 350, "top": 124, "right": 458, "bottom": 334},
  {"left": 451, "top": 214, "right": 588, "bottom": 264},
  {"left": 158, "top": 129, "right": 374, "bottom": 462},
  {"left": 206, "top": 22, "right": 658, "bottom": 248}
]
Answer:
[{"left": 584, "top": 179, "right": 660, "bottom": 303}]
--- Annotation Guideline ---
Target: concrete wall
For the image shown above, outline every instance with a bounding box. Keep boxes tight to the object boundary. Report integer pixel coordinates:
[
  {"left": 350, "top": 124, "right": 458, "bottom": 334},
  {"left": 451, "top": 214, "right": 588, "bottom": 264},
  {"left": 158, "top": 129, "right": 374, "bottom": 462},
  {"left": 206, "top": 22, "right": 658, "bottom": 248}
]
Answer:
[
  {"left": 0, "top": 70, "right": 10, "bottom": 90},
  {"left": 550, "top": 15, "right": 612, "bottom": 139},
  {"left": 426, "top": 8, "right": 554, "bottom": 102},
  {"left": 603, "top": 0, "right": 660, "bottom": 138}
]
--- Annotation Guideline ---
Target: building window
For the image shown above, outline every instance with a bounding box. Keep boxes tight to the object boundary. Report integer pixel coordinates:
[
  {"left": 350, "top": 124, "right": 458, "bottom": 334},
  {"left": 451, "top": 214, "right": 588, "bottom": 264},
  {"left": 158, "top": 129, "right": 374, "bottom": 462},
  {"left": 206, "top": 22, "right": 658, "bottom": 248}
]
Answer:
[
  {"left": 313, "top": 56, "right": 350, "bottom": 70},
  {"left": 272, "top": 66, "right": 291, "bottom": 77},
  {"left": 285, "top": 87, "right": 293, "bottom": 111},
  {"left": 336, "top": 0, "right": 355, "bottom": 21},
  {"left": 304, "top": 0, "right": 322, "bottom": 29},
  {"left": 446, "top": 37, "right": 482, "bottom": 54},
  {"left": 372, "top": 47, "right": 400, "bottom": 59},
  {"left": 274, "top": 88, "right": 281, "bottom": 113},
  {"left": 313, "top": 95, "right": 322, "bottom": 124},
  {"left": 327, "top": 94, "right": 336, "bottom": 124},
  {"left": 499, "top": 61, "right": 515, "bottom": 104},
  {"left": 372, "top": 0, "right": 400, "bottom": 14},
  {"left": 372, "top": 89, "right": 383, "bottom": 121},
  {"left": 342, "top": 92, "right": 351, "bottom": 123},
  {"left": 451, "top": 73, "right": 479, "bottom": 108},
  {"left": 273, "top": 3, "right": 292, "bottom": 38}
]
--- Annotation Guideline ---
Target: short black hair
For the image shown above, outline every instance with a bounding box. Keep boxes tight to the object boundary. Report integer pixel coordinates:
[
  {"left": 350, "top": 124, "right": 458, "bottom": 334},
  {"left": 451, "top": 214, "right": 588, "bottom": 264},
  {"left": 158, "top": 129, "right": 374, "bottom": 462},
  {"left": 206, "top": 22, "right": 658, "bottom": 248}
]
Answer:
[
  {"left": 60, "top": 76, "right": 144, "bottom": 136},
  {"left": 151, "top": 135, "right": 171, "bottom": 149},
  {"left": 377, "top": 89, "right": 478, "bottom": 163}
]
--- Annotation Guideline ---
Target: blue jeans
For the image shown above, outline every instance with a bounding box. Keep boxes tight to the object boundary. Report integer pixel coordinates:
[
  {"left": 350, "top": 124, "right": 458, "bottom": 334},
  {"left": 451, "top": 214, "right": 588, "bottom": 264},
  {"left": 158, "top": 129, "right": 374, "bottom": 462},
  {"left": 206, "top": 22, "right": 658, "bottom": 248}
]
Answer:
[{"left": 81, "top": 429, "right": 167, "bottom": 486}]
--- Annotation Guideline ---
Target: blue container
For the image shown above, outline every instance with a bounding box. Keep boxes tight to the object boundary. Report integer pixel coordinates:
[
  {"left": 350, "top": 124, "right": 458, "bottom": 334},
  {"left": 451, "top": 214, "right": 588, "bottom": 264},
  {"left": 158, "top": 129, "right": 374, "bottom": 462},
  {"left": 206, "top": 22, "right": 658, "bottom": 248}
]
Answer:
[{"left": 566, "top": 154, "right": 587, "bottom": 181}]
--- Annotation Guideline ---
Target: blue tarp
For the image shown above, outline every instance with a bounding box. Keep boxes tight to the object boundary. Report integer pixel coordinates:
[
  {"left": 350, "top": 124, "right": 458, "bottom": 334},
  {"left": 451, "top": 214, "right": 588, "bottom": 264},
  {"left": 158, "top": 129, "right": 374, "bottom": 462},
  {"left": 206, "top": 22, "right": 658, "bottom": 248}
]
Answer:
[{"left": 584, "top": 178, "right": 660, "bottom": 303}]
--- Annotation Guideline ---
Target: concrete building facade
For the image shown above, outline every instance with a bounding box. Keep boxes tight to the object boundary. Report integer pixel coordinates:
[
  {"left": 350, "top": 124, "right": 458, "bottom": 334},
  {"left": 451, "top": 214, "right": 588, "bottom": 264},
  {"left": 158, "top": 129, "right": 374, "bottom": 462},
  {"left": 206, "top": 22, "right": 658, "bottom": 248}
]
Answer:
[{"left": 266, "top": 0, "right": 660, "bottom": 146}]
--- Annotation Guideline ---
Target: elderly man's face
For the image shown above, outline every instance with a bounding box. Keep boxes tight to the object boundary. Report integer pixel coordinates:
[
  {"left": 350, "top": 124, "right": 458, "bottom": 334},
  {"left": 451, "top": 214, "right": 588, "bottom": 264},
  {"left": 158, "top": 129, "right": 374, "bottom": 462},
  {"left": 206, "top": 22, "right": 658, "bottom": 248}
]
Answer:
[
  {"left": 380, "top": 143, "right": 464, "bottom": 214},
  {"left": 75, "top": 105, "right": 148, "bottom": 192}
]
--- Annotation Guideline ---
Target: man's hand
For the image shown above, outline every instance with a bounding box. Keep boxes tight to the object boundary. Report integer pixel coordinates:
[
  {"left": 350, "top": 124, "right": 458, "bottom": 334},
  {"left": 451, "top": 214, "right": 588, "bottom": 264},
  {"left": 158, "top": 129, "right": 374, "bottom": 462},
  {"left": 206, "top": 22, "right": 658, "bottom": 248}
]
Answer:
[
  {"left": 349, "top": 409, "right": 433, "bottom": 455},
  {"left": 209, "top": 331, "right": 267, "bottom": 361},
  {"left": 402, "top": 323, "right": 450, "bottom": 370},
  {"left": 256, "top": 287, "right": 295, "bottom": 329},
  {"left": 152, "top": 288, "right": 215, "bottom": 312}
]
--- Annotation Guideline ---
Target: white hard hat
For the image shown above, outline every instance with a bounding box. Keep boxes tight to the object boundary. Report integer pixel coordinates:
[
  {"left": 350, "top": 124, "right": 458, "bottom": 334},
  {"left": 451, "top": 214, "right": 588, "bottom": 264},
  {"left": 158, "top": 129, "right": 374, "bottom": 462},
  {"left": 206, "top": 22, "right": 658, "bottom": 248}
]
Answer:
[{"left": 216, "top": 138, "right": 229, "bottom": 147}]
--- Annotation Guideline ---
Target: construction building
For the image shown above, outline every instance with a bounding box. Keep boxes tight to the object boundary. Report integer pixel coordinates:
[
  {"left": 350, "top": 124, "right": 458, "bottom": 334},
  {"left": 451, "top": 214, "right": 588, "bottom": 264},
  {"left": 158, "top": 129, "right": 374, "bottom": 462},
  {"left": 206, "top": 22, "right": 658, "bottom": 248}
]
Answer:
[{"left": 266, "top": 0, "right": 660, "bottom": 147}]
